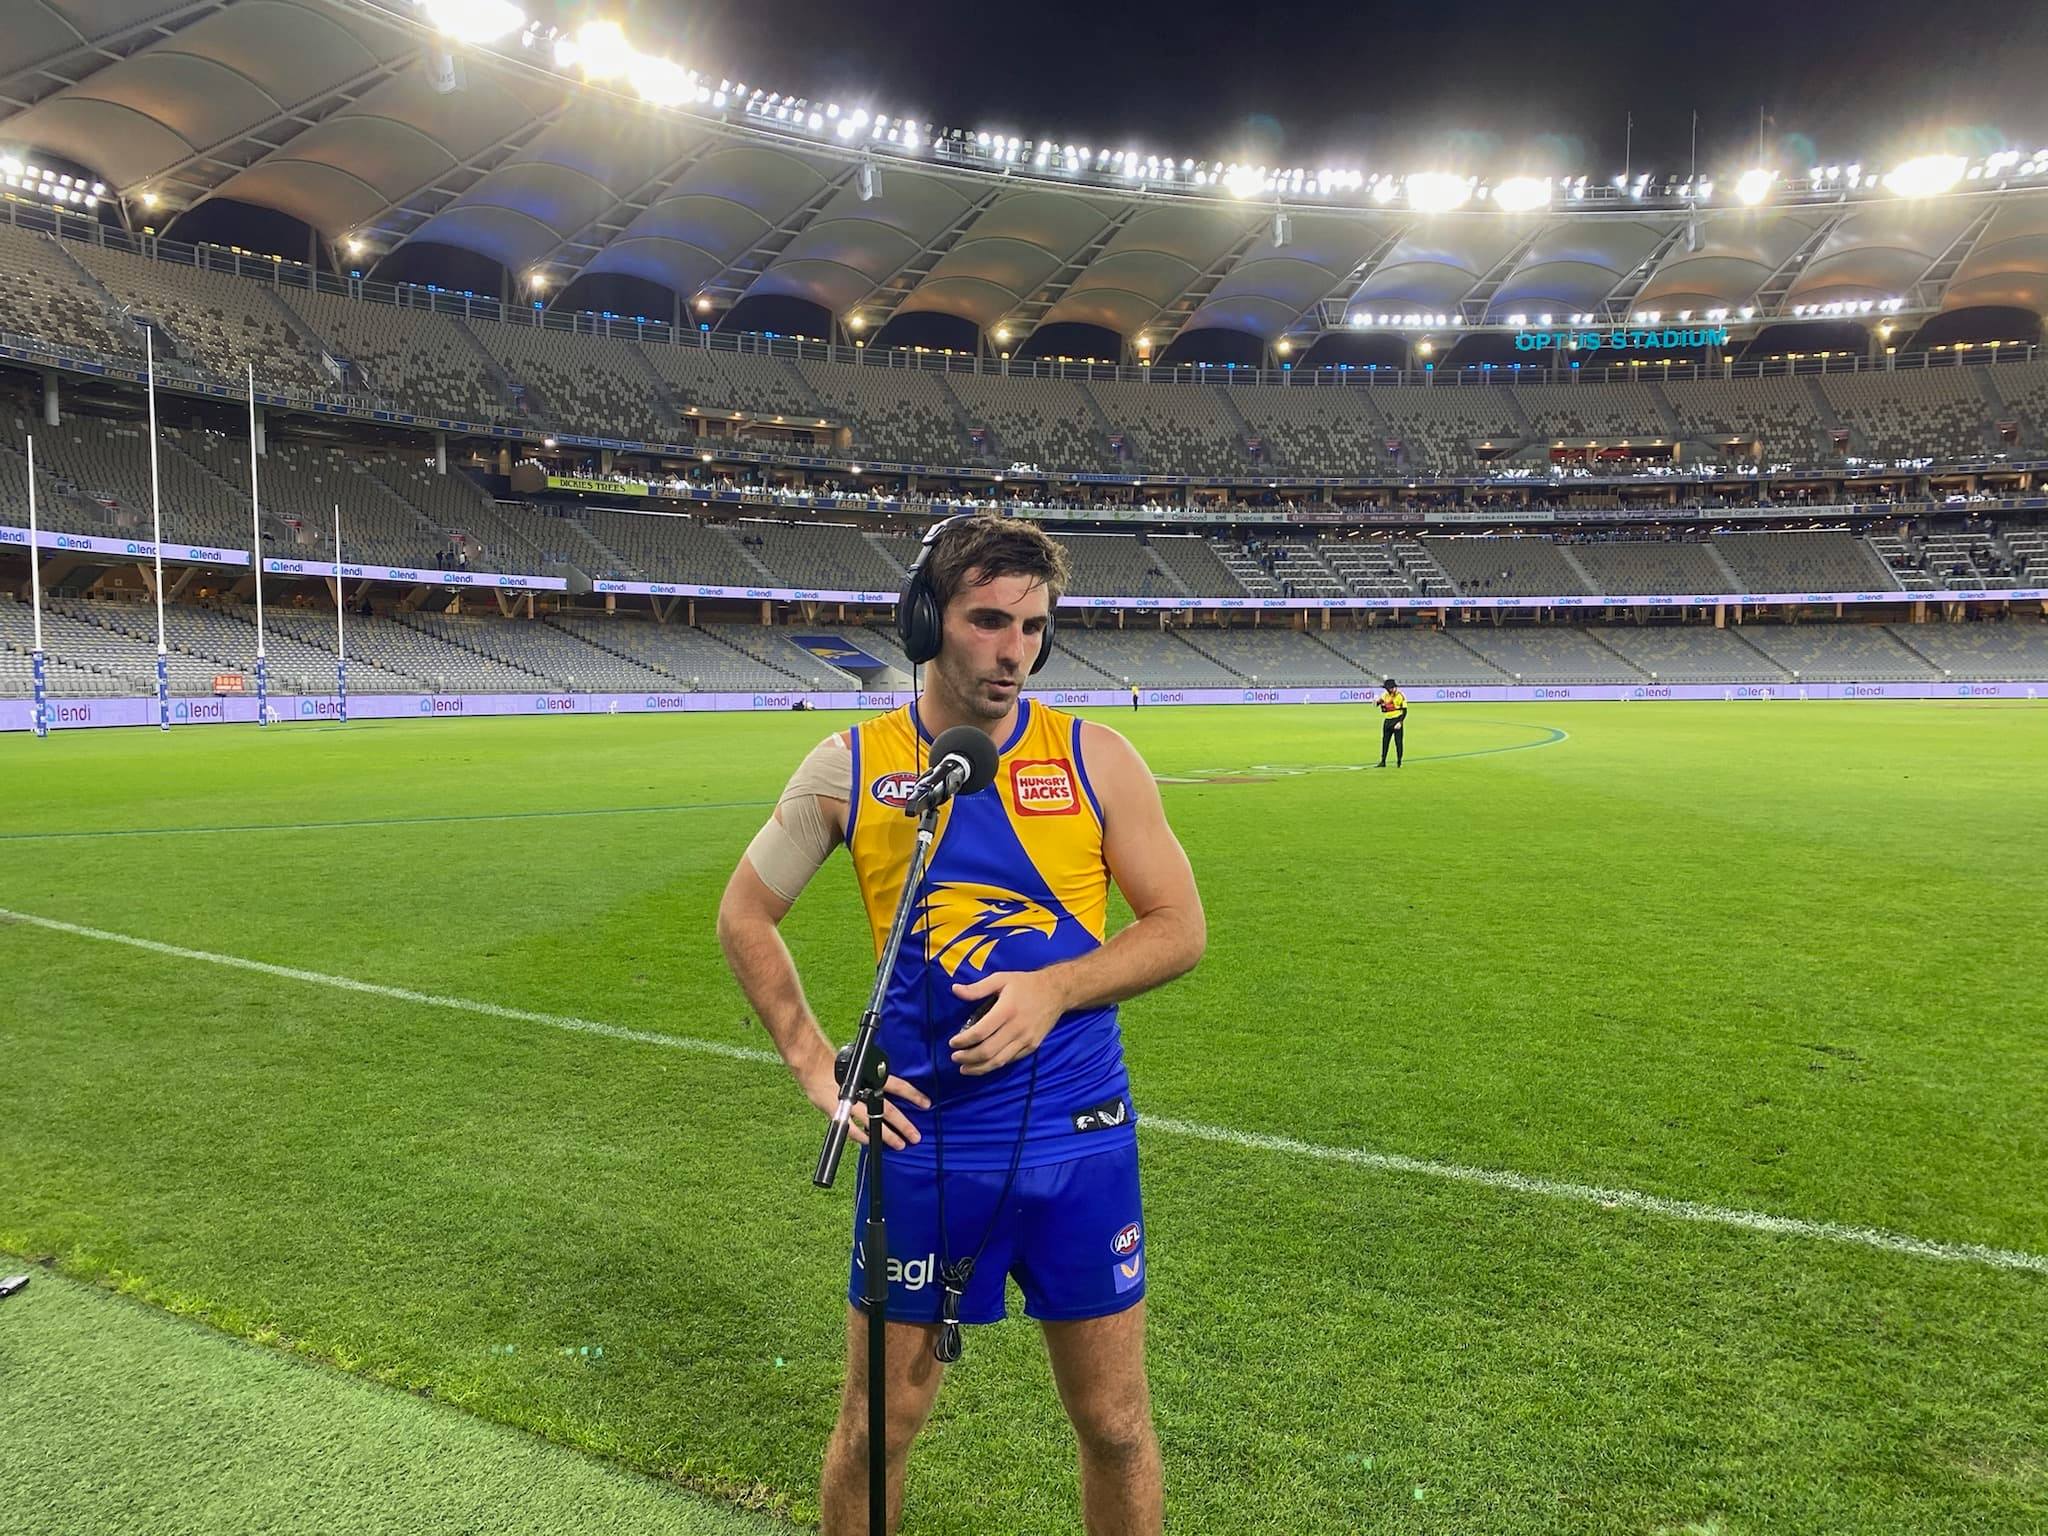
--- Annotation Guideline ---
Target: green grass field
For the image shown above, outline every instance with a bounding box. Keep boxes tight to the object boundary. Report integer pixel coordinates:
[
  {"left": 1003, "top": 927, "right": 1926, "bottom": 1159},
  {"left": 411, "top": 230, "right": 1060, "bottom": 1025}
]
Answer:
[{"left": 3, "top": 701, "right": 2045, "bottom": 1534}]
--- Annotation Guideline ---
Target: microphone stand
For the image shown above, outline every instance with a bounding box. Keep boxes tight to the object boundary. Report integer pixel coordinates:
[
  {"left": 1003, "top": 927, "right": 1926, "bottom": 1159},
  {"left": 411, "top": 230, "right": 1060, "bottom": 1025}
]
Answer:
[{"left": 815, "top": 800, "right": 939, "bottom": 1536}]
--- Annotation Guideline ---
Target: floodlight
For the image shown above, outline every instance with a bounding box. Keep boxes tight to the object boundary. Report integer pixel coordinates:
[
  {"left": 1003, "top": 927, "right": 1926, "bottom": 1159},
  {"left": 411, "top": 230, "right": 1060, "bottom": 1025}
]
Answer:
[
  {"left": 425, "top": 0, "right": 526, "bottom": 45},
  {"left": 573, "top": 20, "right": 632, "bottom": 80},
  {"left": 1884, "top": 155, "right": 1966, "bottom": 197},
  {"left": 1491, "top": 176, "right": 1549, "bottom": 213},
  {"left": 628, "top": 54, "right": 691, "bottom": 107},
  {"left": 1405, "top": 172, "right": 1470, "bottom": 212}
]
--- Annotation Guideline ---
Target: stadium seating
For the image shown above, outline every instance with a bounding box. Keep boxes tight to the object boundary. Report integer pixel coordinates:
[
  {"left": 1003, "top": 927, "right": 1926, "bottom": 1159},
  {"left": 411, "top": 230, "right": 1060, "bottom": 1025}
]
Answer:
[
  {"left": 743, "top": 522, "right": 905, "bottom": 591},
  {"left": 543, "top": 613, "right": 795, "bottom": 691},
  {"left": 947, "top": 372, "right": 1121, "bottom": 472},
  {"left": 1991, "top": 360, "right": 2048, "bottom": 451},
  {"left": 643, "top": 339, "right": 824, "bottom": 422},
  {"left": 0, "top": 224, "right": 139, "bottom": 357},
  {"left": 0, "top": 591, "right": 144, "bottom": 695},
  {"left": 1315, "top": 536, "right": 1437, "bottom": 598},
  {"left": 1214, "top": 540, "right": 1280, "bottom": 596},
  {"left": 0, "top": 418, "right": 69, "bottom": 529},
  {"left": 1226, "top": 385, "right": 1392, "bottom": 477},
  {"left": 1052, "top": 625, "right": 1244, "bottom": 686},
  {"left": 466, "top": 317, "right": 676, "bottom": 442},
  {"left": 1819, "top": 370, "right": 1992, "bottom": 462},
  {"left": 68, "top": 244, "right": 335, "bottom": 394},
  {"left": 0, "top": 410, "right": 251, "bottom": 551},
  {"left": 698, "top": 622, "right": 859, "bottom": 685},
  {"left": 1059, "top": 533, "right": 1181, "bottom": 598},
  {"left": 1866, "top": 534, "right": 1937, "bottom": 590},
  {"left": 1422, "top": 535, "right": 1594, "bottom": 596},
  {"left": 1086, "top": 381, "right": 1252, "bottom": 478},
  {"left": 1306, "top": 625, "right": 1507, "bottom": 685},
  {"left": 1370, "top": 386, "right": 1520, "bottom": 475},
  {"left": 1884, "top": 618, "right": 2048, "bottom": 679},
  {"left": 1454, "top": 625, "right": 1640, "bottom": 683},
  {"left": 1734, "top": 622, "right": 1937, "bottom": 681},
  {"left": 1589, "top": 624, "right": 1789, "bottom": 683},
  {"left": 794, "top": 358, "right": 972, "bottom": 465},
  {"left": 384, "top": 611, "right": 668, "bottom": 691},
  {"left": 574, "top": 508, "right": 767, "bottom": 586},
  {"left": 1708, "top": 531, "right": 1898, "bottom": 593},
  {"left": 2004, "top": 528, "right": 2048, "bottom": 583},
  {"left": 1175, "top": 625, "right": 1375, "bottom": 685},
  {"left": 1146, "top": 535, "right": 1250, "bottom": 596},
  {"left": 1263, "top": 541, "right": 1348, "bottom": 598},
  {"left": 1661, "top": 375, "right": 1826, "bottom": 463},
  {"left": 283, "top": 289, "right": 507, "bottom": 423},
  {"left": 1917, "top": 531, "right": 2012, "bottom": 588},
  {"left": 1565, "top": 539, "right": 1731, "bottom": 595},
  {"left": 1511, "top": 383, "right": 1666, "bottom": 443},
  {"left": 176, "top": 434, "right": 448, "bottom": 568}
]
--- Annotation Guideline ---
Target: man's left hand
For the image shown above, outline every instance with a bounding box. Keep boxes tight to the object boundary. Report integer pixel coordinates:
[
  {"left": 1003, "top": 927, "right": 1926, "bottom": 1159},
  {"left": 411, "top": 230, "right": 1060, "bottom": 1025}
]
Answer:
[{"left": 949, "top": 970, "right": 1070, "bottom": 1076}]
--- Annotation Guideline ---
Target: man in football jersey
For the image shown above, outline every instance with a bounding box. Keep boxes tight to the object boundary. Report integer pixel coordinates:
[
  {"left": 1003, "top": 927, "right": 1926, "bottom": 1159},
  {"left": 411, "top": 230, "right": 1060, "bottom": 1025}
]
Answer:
[{"left": 718, "top": 514, "right": 1205, "bottom": 1535}]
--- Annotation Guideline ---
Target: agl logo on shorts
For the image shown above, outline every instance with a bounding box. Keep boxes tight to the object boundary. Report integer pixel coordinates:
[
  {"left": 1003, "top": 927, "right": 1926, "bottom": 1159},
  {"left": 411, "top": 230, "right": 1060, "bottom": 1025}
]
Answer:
[
  {"left": 855, "top": 1247, "right": 938, "bottom": 1291},
  {"left": 1010, "top": 758, "right": 1078, "bottom": 815}
]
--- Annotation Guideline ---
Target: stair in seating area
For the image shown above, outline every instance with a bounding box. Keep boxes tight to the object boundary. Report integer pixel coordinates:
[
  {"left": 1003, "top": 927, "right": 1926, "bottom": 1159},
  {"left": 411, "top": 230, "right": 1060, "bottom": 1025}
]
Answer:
[{"left": 1554, "top": 544, "right": 1600, "bottom": 594}]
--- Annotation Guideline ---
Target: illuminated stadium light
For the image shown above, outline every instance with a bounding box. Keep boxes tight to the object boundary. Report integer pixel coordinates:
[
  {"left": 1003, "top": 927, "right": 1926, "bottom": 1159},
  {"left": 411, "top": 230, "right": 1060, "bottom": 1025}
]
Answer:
[
  {"left": 1735, "top": 167, "right": 1775, "bottom": 205},
  {"left": 628, "top": 53, "right": 693, "bottom": 107},
  {"left": 423, "top": 0, "right": 526, "bottom": 46},
  {"left": 1491, "top": 176, "right": 1551, "bottom": 213},
  {"left": 1884, "top": 155, "right": 1966, "bottom": 197},
  {"left": 1405, "top": 172, "right": 1472, "bottom": 213},
  {"left": 1223, "top": 165, "right": 1266, "bottom": 199},
  {"left": 569, "top": 20, "right": 632, "bottom": 79}
]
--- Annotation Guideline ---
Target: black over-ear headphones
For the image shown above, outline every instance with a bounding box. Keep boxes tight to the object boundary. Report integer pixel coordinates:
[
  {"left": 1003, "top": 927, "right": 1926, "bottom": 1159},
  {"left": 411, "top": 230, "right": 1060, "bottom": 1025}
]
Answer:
[{"left": 895, "top": 513, "right": 1056, "bottom": 674}]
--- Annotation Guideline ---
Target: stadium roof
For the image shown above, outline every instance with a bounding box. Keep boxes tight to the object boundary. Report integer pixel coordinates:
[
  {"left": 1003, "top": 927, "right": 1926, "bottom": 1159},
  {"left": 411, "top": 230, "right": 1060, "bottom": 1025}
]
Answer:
[{"left": 5, "top": 0, "right": 2048, "bottom": 353}]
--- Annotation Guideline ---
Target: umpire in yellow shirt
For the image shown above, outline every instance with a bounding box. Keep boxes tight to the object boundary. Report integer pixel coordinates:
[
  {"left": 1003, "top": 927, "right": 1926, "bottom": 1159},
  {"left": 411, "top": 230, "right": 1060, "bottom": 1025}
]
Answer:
[{"left": 1376, "top": 677, "right": 1408, "bottom": 767}]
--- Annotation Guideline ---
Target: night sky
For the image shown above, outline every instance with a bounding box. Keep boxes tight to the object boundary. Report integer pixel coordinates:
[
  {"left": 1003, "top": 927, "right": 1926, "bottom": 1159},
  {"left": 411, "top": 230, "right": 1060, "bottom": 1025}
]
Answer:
[{"left": 553, "top": 0, "right": 2048, "bottom": 178}]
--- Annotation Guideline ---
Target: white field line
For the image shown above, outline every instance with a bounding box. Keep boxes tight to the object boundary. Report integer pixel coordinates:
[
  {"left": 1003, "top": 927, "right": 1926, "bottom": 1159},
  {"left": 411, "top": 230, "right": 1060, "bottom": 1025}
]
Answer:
[{"left": 4, "top": 906, "right": 2041, "bottom": 1278}]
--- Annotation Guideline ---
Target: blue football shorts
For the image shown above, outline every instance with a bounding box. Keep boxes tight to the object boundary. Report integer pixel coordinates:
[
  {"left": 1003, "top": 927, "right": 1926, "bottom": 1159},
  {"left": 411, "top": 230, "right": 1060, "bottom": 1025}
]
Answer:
[{"left": 847, "top": 1141, "right": 1145, "bottom": 1325}]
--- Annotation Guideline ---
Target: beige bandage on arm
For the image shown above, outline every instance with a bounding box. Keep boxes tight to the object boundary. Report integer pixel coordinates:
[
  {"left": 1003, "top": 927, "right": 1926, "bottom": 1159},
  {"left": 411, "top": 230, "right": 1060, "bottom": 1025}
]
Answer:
[{"left": 743, "top": 733, "right": 853, "bottom": 902}]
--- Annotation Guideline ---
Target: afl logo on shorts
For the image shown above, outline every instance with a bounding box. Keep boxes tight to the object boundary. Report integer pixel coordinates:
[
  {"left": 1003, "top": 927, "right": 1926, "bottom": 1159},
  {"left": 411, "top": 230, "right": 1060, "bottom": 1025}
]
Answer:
[
  {"left": 1111, "top": 1222, "right": 1141, "bottom": 1257},
  {"left": 1010, "top": 758, "right": 1078, "bottom": 815},
  {"left": 869, "top": 771, "right": 921, "bottom": 808}
]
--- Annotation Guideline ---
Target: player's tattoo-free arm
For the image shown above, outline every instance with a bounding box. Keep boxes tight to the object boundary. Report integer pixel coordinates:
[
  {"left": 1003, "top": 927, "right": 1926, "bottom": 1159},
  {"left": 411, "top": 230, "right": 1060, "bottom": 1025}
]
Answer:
[{"left": 716, "top": 741, "right": 928, "bottom": 1147}]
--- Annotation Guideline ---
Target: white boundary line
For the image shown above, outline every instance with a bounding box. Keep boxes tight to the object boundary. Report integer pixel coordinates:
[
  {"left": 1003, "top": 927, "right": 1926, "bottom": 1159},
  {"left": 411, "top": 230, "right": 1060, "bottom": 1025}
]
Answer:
[{"left": 4, "top": 906, "right": 2042, "bottom": 1278}]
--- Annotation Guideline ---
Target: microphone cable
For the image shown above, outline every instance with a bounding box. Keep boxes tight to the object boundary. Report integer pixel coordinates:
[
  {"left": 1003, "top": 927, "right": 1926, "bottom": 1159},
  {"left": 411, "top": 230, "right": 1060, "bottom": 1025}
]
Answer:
[{"left": 916, "top": 659, "right": 1037, "bottom": 1366}]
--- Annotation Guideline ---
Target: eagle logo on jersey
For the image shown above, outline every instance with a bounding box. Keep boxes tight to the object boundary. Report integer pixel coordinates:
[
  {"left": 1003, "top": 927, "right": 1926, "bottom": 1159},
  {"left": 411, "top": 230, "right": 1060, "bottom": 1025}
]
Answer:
[{"left": 913, "top": 881, "right": 1058, "bottom": 974}]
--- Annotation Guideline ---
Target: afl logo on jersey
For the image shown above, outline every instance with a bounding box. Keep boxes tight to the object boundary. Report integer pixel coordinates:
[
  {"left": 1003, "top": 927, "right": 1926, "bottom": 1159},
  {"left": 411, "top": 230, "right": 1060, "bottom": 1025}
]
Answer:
[
  {"left": 869, "top": 771, "right": 921, "bottom": 808},
  {"left": 1010, "top": 758, "right": 1079, "bottom": 815},
  {"left": 1110, "top": 1222, "right": 1141, "bottom": 1257}
]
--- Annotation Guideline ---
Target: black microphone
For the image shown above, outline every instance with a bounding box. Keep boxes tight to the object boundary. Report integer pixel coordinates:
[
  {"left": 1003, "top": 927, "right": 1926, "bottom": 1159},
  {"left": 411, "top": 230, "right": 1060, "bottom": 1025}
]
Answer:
[{"left": 907, "top": 725, "right": 1000, "bottom": 813}]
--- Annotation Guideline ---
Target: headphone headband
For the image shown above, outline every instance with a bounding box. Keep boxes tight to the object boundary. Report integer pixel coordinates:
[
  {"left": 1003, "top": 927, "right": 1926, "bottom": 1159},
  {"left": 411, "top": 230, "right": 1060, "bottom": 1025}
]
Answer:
[{"left": 895, "top": 514, "right": 1056, "bottom": 675}]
